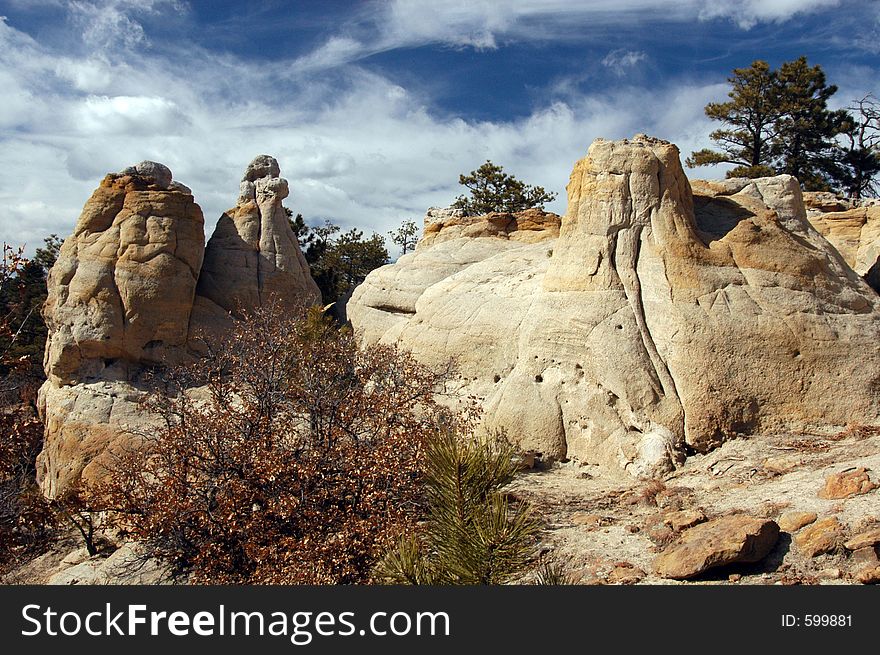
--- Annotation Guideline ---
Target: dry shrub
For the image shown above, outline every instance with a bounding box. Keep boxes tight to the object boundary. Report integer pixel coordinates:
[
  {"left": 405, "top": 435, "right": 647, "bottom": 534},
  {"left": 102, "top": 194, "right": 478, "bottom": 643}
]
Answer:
[
  {"left": 0, "top": 406, "right": 55, "bottom": 572},
  {"left": 94, "top": 303, "right": 449, "bottom": 584},
  {"left": 0, "top": 244, "right": 56, "bottom": 572}
]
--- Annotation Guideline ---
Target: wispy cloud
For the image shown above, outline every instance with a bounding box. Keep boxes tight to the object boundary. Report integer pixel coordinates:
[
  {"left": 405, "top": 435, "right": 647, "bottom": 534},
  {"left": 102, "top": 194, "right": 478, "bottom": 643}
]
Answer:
[
  {"left": 602, "top": 49, "right": 648, "bottom": 76},
  {"left": 291, "top": 0, "right": 845, "bottom": 71},
  {"left": 697, "top": 0, "right": 841, "bottom": 29},
  {"left": 0, "top": 0, "right": 868, "bottom": 255},
  {"left": 0, "top": 8, "right": 731, "bottom": 253}
]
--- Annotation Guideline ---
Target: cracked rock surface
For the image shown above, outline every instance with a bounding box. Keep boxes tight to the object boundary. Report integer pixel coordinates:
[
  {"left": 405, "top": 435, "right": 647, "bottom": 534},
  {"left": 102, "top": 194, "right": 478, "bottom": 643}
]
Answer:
[
  {"left": 38, "top": 157, "right": 318, "bottom": 497},
  {"left": 349, "top": 135, "right": 880, "bottom": 477}
]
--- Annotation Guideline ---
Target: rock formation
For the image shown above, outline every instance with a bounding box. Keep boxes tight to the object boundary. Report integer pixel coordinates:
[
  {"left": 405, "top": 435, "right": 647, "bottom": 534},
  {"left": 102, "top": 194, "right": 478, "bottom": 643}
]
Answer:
[
  {"left": 43, "top": 161, "right": 204, "bottom": 386},
  {"left": 349, "top": 135, "right": 880, "bottom": 478},
  {"left": 807, "top": 205, "right": 880, "bottom": 291},
  {"left": 195, "top": 155, "right": 319, "bottom": 318},
  {"left": 653, "top": 515, "right": 780, "bottom": 580},
  {"left": 38, "top": 157, "right": 318, "bottom": 497}
]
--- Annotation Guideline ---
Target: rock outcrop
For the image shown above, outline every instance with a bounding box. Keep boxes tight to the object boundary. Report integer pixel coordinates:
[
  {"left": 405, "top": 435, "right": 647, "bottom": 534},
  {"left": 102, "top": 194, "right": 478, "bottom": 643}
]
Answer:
[
  {"left": 807, "top": 206, "right": 880, "bottom": 291},
  {"left": 38, "top": 157, "right": 318, "bottom": 497},
  {"left": 43, "top": 162, "right": 205, "bottom": 386},
  {"left": 195, "top": 155, "right": 319, "bottom": 319},
  {"left": 348, "top": 207, "right": 559, "bottom": 348},
  {"left": 349, "top": 135, "right": 880, "bottom": 477}
]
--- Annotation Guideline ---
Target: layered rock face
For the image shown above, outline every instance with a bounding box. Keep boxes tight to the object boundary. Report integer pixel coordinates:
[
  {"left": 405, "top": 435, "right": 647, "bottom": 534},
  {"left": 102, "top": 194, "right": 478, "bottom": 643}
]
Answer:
[
  {"left": 348, "top": 208, "right": 560, "bottom": 377},
  {"left": 807, "top": 206, "right": 880, "bottom": 291},
  {"left": 349, "top": 135, "right": 880, "bottom": 478},
  {"left": 38, "top": 157, "right": 318, "bottom": 497}
]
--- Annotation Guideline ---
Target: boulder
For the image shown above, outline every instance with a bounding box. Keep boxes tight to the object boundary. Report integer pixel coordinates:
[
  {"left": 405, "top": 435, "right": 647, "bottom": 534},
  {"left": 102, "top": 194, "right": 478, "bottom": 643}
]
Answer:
[
  {"left": 349, "top": 135, "right": 880, "bottom": 477},
  {"left": 844, "top": 527, "right": 880, "bottom": 551},
  {"left": 818, "top": 468, "right": 878, "bottom": 500},
  {"left": 777, "top": 511, "right": 818, "bottom": 533},
  {"left": 856, "top": 566, "right": 880, "bottom": 584},
  {"left": 48, "top": 543, "right": 170, "bottom": 585},
  {"left": 662, "top": 509, "right": 707, "bottom": 532},
  {"left": 794, "top": 517, "right": 845, "bottom": 557},
  {"left": 653, "top": 514, "right": 779, "bottom": 579}
]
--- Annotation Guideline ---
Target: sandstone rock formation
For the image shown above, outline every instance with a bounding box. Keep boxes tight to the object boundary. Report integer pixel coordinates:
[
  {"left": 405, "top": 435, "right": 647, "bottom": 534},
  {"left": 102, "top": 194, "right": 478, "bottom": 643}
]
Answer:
[
  {"left": 38, "top": 157, "right": 318, "bottom": 497},
  {"left": 195, "top": 154, "right": 319, "bottom": 319},
  {"left": 807, "top": 205, "right": 880, "bottom": 291},
  {"left": 349, "top": 208, "right": 559, "bottom": 349},
  {"left": 802, "top": 191, "right": 851, "bottom": 215},
  {"left": 349, "top": 135, "right": 880, "bottom": 478},
  {"left": 43, "top": 162, "right": 205, "bottom": 386}
]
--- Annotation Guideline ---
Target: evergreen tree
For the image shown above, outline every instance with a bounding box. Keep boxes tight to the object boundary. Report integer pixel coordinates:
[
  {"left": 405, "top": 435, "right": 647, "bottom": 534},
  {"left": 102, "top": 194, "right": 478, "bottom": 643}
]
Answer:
[
  {"left": 452, "top": 161, "right": 556, "bottom": 215},
  {"left": 688, "top": 58, "right": 846, "bottom": 188},
  {"left": 389, "top": 219, "right": 419, "bottom": 256},
  {"left": 686, "top": 60, "right": 781, "bottom": 178},
  {"left": 376, "top": 429, "right": 539, "bottom": 585},
  {"left": 285, "top": 209, "right": 388, "bottom": 306},
  {"left": 771, "top": 57, "right": 847, "bottom": 190}
]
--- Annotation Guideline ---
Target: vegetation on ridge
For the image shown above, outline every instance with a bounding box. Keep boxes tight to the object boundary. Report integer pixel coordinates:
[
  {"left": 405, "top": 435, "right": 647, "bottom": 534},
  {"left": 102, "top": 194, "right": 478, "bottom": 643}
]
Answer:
[{"left": 687, "top": 57, "right": 880, "bottom": 197}]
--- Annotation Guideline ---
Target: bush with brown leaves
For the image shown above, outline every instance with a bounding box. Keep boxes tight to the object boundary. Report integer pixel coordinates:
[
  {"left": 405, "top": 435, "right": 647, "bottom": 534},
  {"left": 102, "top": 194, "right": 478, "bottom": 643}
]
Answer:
[
  {"left": 95, "top": 304, "right": 450, "bottom": 584},
  {"left": 0, "top": 244, "right": 56, "bottom": 572}
]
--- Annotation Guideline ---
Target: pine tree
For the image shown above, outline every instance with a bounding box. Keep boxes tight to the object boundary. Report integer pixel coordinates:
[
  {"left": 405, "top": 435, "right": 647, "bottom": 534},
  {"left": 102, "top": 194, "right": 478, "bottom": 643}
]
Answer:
[
  {"left": 376, "top": 429, "right": 539, "bottom": 585},
  {"left": 389, "top": 219, "right": 419, "bottom": 256},
  {"left": 771, "top": 57, "right": 847, "bottom": 190},
  {"left": 688, "top": 58, "right": 845, "bottom": 188},
  {"left": 686, "top": 60, "right": 781, "bottom": 178},
  {"left": 452, "top": 161, "right": 556, "bottom": 215}
]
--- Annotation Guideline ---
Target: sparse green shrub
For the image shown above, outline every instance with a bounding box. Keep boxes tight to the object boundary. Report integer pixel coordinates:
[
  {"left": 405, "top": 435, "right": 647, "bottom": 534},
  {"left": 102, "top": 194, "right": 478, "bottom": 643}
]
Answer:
[{"left": 376, "top": 428, "right": 539, "bottom": 585}]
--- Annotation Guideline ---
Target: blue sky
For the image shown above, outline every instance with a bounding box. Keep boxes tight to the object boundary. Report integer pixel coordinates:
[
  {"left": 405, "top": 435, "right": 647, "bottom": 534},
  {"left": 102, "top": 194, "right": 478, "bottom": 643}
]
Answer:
[{"left": 0, "top": 0, "right": 878, "bottom": 254}]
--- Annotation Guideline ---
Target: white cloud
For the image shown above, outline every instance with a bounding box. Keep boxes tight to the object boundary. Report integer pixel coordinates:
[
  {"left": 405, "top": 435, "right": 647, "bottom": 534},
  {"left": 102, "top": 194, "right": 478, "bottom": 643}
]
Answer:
[
  {"left": 0, "top": 1, "right": 855, "bottom": 257},
  {"left": 292, "top": 36, "right": 367, "bottom": 73},
  {"left": 602, "top": 49, "right": 648, "bottom": 75},
  {"left": 0, "top": 24, "right": 727, "bottom": 255},
  {"left": 697, "top": 0, "right": 841, "bottom": 29},
  {"left": 66, "top": 0, "right": 188, "bottom": 51},
  {"left": 75, "top": 95, "right": 190, "bottom": 135},
  {"left": 291, "top": 0, "right": 844, "bottom": 70}
]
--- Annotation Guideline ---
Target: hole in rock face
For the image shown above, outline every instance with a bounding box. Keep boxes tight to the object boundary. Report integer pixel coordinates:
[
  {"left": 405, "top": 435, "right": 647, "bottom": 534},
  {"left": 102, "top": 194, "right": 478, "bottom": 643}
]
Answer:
[
  {"left": 615, "top": 324, "right": 623, "bottom": 330},
  {"left": 793, "top": 350, "right": 800, "bottom": 358},
  {"left": 535, "top": 374, "right": 543, "bottom": 383},
  {"left": 493, "top": 374, "right": 501, "bottom": 383}
]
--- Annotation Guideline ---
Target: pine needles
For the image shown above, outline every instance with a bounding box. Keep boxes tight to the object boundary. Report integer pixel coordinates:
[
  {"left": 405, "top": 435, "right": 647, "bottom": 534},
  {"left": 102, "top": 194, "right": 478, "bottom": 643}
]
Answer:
[{"left": 376, "top": 428, "right": 540, "bottom": 585}]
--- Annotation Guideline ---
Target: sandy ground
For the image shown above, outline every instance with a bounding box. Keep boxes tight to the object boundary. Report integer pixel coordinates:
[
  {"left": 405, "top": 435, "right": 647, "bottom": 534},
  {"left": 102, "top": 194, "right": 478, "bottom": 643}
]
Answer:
[{"left": 511, "top": 427, "right": 880, "bottom": 585}]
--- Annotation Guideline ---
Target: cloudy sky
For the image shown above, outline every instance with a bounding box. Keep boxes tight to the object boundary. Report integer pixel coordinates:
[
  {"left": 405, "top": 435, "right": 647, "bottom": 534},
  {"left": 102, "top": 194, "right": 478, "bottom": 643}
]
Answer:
[{"left": 0, "top": 0, "right": 878, "bottom": 255}]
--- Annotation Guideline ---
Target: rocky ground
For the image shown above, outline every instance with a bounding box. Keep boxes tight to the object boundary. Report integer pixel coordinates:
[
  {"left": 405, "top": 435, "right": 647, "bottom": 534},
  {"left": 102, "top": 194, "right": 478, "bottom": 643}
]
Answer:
[
  {"left": 513, "top": 425, "right": 880, "bottom": 585},
  {"left": 8, "top": 425, "right": 878, "bottom": 586}
]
